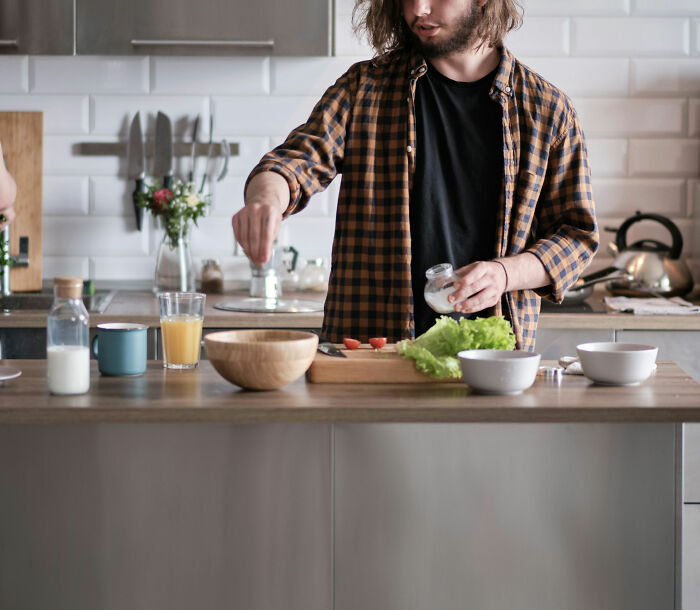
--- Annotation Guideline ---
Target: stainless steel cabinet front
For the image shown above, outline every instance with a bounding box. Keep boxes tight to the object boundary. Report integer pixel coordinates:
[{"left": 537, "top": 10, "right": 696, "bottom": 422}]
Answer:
[
  {"left": 76, "top": 0, "right": 331, "bottom": 56},
  {"left": 0, "top": 0, "right": 74, "bottom": 54}
]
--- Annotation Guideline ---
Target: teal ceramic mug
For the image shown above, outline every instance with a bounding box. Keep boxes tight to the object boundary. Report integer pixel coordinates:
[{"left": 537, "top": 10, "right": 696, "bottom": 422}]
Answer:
[{"left": 91, "top": 323, "right": 148, "bottom": 376}]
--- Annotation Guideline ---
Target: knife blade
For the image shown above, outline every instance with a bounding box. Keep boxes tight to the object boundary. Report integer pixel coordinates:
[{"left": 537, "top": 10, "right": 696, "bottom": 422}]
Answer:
[
  {"left": 199, "top": 114, "right": 215, "bottom": 194},
  {"left": 318, "top": 342, "right": 347, "bottom": 358},
  {"left": 187, "top": 114, "right": 200, "bottom": 184},
  {"left": 127, "top": 112, "right": 146, "bottom": 231},
  {"left": 154, "top": 111, "right": 173, "bottom": 189},
  {"left": 217, "top": 138, "right": 230, "bottom": 182}
]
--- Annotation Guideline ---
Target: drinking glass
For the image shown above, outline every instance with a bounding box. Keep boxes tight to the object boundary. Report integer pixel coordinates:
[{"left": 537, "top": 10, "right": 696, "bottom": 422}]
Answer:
[{"left": 157, "top": 292, "right": 206, "bottom": 369}]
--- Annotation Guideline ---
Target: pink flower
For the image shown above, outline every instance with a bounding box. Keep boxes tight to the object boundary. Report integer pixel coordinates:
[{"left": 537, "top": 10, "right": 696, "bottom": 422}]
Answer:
[{"left": 152, "top": 188, "right": 171, "bottom": 213}]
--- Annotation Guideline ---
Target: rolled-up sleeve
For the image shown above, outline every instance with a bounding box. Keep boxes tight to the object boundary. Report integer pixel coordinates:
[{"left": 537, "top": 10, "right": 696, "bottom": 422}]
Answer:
[
  {"left": 527, "top": 110, "right": 599, "bottom": 303},
  {"left": 245, "top": 67, "right": 357, "bottom": 217}
]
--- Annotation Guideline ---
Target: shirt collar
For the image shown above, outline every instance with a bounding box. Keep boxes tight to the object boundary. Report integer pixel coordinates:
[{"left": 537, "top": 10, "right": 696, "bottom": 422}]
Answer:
[{"left": 406, "top": 45, "right": 515, "bottom": 97}]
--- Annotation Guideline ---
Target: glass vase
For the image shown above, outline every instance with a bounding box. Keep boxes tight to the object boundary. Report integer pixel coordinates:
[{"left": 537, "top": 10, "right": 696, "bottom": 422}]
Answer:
[{"left": 154, "top": 218, "right": 195, "bottom": 293}]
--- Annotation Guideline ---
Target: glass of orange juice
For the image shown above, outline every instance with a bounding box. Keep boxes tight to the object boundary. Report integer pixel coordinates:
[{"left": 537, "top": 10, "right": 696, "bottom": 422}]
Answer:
[{"left": 157, "top": 292, "right": 206, "bottom": 369}]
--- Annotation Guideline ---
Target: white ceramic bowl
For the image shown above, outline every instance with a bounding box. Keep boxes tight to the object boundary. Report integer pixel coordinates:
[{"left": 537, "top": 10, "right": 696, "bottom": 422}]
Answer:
[
  {"left": 457, "top": 350, "right": 541, "bottom": 395},
  {"left": 576, "top": 342, "right": 658, "bottom": 386}
]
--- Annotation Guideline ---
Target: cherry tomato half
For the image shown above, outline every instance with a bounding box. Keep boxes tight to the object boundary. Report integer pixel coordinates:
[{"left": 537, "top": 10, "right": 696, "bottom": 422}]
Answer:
[
  {"left": 343, "top": 338, "right": 361, "bottom": 350},
  {"left": 369, "top": 337, "right": 387, "bottom": 349}
]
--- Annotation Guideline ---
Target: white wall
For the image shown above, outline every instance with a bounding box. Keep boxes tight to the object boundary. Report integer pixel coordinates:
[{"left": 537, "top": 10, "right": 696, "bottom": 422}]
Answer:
[{"left": 0, "top": 0, "right": 699, "bottom": 283}]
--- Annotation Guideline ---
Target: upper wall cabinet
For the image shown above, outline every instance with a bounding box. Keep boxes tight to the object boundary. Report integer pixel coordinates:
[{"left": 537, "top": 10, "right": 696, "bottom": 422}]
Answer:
[
  {"left": 76, "top": 0, "right": 331, "bottom": 56},
  {"left": 0, "top": 0, "right": 74, "bottom": 54}
]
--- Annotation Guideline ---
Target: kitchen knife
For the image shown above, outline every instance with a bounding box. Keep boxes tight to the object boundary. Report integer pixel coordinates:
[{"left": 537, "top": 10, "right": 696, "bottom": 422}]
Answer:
[
  {"left": 199, "top": 114, "right": 215, "bottom": 193},
  {"left": 187, "top": 114, "right": 200, "bottom": 184},
  {"left": 154, "top": 111, "right": 174, "bottom": 190},
  {"left": 318, "top": 342, "right": 347, "bottom": 358},
  {"left": 127, "top": 112, "right": 146, "bottom": 231},
  {"left": 217, "top": 138, "right": 230, "bottom": 182}
]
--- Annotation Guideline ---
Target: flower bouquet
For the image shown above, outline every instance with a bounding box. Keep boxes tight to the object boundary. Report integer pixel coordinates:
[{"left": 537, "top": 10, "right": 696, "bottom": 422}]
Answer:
[
  {"left": 138, "top": 180, "right": 209, "bottom": 246},
  {"left": 138, "top": 180, "right": 210, "bottom": 292}
]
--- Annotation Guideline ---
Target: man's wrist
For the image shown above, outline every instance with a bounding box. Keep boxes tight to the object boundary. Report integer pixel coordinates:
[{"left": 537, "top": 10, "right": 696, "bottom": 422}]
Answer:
[{"left": 493, "top": 259, "right": 509, "bottom": 292}]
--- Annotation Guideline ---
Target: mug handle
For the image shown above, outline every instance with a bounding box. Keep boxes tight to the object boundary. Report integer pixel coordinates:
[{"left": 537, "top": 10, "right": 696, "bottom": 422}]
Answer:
[{"left": 91, "top": 334, "right": 98, "bottom": 358}]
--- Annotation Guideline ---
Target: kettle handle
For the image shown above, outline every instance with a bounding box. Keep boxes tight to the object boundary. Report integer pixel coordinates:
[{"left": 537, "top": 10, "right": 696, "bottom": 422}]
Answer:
[{"left": 615, "top": 212, "right": 683, "bottom": 259}]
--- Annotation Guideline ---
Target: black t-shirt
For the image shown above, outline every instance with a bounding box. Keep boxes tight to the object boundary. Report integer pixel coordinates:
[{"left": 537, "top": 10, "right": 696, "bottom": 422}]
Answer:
[{"left": 409, "top": 62, "right": 503, "bottom": 336}]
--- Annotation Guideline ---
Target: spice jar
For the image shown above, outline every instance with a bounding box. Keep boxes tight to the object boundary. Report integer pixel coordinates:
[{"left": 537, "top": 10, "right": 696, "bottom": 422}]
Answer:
[
  {"left": 299, "top": 258, "right": 329, "bottom": 292},
  {"left": 201, "top": 259, "right": 224, "bottom": 294},
  {"left": 424, "top": 263, "right": 460, "bottom": 313}
]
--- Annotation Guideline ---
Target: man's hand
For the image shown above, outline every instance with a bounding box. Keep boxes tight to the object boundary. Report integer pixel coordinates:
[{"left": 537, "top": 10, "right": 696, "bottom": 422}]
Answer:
[
  {"left": 233, "top": 201, "right": 283, "bottom": 265},
  {"left": 449, "top": 253, "right": 550, "bottom": 313},
  {"left": 232, "top": 172, "right": 290, "bottom": 265},
  {"left": 449, "top": 260, "right": 507, "bottom": 314}
]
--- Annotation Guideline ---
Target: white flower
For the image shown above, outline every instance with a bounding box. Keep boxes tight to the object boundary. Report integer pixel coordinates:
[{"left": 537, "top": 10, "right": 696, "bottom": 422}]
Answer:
[{"left": 185, "top": 193, "right": 200, "bottom": 208}]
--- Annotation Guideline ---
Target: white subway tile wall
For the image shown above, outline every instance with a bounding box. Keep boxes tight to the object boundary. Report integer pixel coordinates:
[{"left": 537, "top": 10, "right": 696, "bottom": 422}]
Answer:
[{"left": 0, "top": 1, "right": 698, "bottom": 282}]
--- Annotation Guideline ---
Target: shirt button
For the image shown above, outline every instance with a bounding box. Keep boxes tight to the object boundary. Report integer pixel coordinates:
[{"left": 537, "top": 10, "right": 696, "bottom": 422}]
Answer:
[
  {"left": 406, "top": 97, "right": 410, "bottom": 103},
  {"left": 407, "top": 146, "right": 413, "bottom": 153},
  {"left": 505, "top": 86, "right": 512, "bottom": 93}
]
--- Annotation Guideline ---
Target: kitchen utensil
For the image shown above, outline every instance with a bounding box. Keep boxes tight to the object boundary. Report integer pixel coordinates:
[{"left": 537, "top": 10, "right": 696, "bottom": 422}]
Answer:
[
  {"left": 214, "top": 297, "right": 324, "bottom": 313},
  {"left": 249, "top": 245, "right": 299, "bottom": 300},
  {"left": 204, "top": 329, "right": 319, "bottom": 390},
  {"left": 187, "top": 114, "right": 200, "bottom": 183},
  {"left": 154, "top": 111, "right": 174, "bottom": 189},
  {"left": 0, "top": 111, "right": 43, "bottom": 291},
  {"left": 199, "top": 114, "right": 215, "bottom": 193},
  {"left": 217, "top": 138, "right": 230, "bottom": 181},
  {"left": 605, "top": 212, "right": 694, "bottom": 297},
  {"left": 308, "top": 343, "right": 461, "bottom": 383},
  {"left": 318, "top": 341, "right": 346, "bottom": 358},
  {"left": 576, "top": 341, "right": 658, "bottom": 386},
  {"left": 457, "top": 349, "right": 541, "bottom": 395},
  {"left": 560, "top": 266, "right": 633, "bottom": 305},
  {"left": 158, "top": 292, "right": 205, "bottom": 369},
  {"left": 91, "top": 322, "right": 148, "bottom": 376},
  {"left": 127, "top": 112, "right": 146, "bottom": 231}
]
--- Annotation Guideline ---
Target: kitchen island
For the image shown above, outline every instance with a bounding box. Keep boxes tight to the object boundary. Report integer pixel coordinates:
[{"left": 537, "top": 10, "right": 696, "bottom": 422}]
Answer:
[{"left": 0, "top": 360, "right": 698, "bottom": 610}]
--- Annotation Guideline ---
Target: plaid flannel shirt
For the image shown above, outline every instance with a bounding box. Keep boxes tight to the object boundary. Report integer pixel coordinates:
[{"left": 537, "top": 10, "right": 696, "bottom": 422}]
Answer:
[{"left": 247, "top": 46, "right": 599, "bottom": 351}]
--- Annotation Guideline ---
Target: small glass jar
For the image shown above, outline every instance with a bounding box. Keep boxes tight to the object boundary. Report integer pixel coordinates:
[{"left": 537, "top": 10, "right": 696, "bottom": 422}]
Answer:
[
  {"left": 46, "top": 277, "right": 90, "bottom": 395},
  {"left": 424, "top": 263, "right": 459, "bottom": 314},
  {"left": 299, "top": 258, "right": 329, "bottom": 292},
  {"left": 200, "top": 258, "right": 224, "bottom": 294}
]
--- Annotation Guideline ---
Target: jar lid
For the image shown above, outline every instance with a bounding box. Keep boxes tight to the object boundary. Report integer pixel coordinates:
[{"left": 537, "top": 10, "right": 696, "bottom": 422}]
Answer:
[{"left": 54, "top": 276, "right": 83, "bottom": 299}]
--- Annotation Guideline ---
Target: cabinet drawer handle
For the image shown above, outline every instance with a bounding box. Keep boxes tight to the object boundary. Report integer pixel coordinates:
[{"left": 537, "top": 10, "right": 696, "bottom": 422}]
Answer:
[
  {"left": 0, "top": 40, "right": 19, "bottom": 47},
  {"left": 130, "top": 39, "right": 274, "bottom": 48}
]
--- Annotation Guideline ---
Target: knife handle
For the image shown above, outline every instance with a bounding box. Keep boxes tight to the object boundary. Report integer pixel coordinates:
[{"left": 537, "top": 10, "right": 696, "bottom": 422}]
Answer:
[
  {"left": 163, "top": 174, "right": 173, "bottom": 190},
  {"left": 132, "top": 177, "right": 147, "bottom": 232}
]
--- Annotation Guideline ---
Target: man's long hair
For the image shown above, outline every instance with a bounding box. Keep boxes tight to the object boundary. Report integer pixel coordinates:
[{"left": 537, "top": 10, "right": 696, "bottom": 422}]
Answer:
[{"left": 353, "top": 0, "right": 523, "bottom": 57}]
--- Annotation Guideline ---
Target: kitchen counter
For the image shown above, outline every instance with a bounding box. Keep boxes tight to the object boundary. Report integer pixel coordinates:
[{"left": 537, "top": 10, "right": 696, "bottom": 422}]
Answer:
[
  {"left": 1, "top": 359, "right": 699, "bottom": 423},
  {"left": 2, "top": 286, "right": 699, "bottom": 330}
]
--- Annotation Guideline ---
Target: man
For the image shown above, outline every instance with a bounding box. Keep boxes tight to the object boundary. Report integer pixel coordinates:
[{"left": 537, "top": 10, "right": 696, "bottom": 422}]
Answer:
[
  {"left": 0, "top": 140, "right": 17, "bottom": 228},
  {"left": 233, "top": 0, "right": 598, "bottom": 351}
]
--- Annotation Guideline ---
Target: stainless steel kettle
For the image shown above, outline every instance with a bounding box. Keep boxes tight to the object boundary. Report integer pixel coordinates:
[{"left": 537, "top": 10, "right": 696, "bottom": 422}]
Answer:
[{"left": 605, "top": 212, "right": 694, "bottom": 297}]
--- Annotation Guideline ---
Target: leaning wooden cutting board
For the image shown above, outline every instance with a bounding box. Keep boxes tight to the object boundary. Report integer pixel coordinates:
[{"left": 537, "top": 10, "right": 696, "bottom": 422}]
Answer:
[
  {"left": 0, "top": 112, "right": 43, "bottom": 291},
  {"left": 307, "top": 344, "right": 460, "bottom": 383}
]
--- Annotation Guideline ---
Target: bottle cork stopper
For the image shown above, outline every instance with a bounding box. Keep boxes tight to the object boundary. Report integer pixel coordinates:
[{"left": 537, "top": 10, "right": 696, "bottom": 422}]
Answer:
[{"left": 54, "top": 276, "right": 83, "bottom": 299}]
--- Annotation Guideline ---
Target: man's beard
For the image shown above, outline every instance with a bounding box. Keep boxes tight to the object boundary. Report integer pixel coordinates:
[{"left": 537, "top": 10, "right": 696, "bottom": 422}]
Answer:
[{"left": 409, "top": 1, "right": 483, "bottom": 59}]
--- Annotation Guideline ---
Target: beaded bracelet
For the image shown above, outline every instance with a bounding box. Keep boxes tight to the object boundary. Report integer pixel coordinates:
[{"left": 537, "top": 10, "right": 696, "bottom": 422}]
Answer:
[{"left": 493, "top": 259, "right": 509, "bottom": 292}]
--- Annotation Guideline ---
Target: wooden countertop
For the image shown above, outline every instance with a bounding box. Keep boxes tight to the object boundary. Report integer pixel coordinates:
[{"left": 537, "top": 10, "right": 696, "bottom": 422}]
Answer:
[{"left": 1, "top": 360, "right": 699, "bottom": 424}]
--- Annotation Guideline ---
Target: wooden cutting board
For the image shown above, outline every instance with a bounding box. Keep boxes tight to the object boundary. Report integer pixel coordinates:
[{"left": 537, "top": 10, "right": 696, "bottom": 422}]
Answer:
[
  {"left": 307, "top": 344, "right": 461, "bottom": 384},
  {"left": 0, "top": 112, "right": 43, "bottom": 291}
]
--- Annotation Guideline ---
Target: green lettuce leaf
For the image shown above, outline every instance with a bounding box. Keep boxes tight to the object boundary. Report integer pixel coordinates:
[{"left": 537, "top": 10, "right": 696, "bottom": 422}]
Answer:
[{"left": 396, "top": 315, "right": 516, "bottom": 379}]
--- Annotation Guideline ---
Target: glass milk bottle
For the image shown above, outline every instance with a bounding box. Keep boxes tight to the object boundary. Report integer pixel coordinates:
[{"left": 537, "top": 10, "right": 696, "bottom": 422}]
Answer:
[
  {"left": 47, "top": 277, "right": 90, "bottom": 395},
  {"left": 424, "top": 263, "right": 460, "bottom": 313}
]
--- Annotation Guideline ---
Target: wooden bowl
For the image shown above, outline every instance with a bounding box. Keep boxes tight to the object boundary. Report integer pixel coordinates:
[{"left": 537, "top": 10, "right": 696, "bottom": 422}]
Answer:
[{"left": 204, "top": 329, "right": 319, "bottom": 390}]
